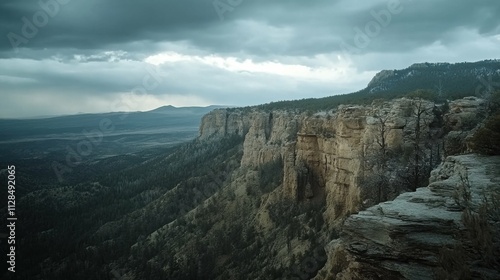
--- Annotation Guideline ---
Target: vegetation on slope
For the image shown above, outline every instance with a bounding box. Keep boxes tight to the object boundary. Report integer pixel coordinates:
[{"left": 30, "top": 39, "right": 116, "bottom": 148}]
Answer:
[
  {"left": 11, "top": 135, "right": 244, "bottom": 279},
  {"left": 256, "top": 60, "right": 500, "bottom": 112},
  {"left": 469, "top": 113, "right": 500, "bottom": 155}
]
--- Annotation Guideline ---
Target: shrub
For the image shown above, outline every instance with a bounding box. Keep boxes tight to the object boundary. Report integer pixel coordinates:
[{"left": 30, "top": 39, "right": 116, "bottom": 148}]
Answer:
[
  {"left": 452, "top": 174, "right": 500, "bottom": 269},
  {"left": 434, "top": 245, "right": 471, "bottom": 280},
  {"left": 469, "top": 113, "right": 500, "bottom": 155}
]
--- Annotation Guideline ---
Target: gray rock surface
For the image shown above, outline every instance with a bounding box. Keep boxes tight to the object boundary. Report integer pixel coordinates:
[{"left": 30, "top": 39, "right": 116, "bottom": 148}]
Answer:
[{"left": 317, "top": 154, "right": 500, "bottom": 279}]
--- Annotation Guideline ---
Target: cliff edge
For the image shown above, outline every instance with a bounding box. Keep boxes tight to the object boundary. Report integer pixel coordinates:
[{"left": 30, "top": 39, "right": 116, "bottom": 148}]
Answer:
[{"left": 317, "top": 154, "right": 500, "bottom": 279}]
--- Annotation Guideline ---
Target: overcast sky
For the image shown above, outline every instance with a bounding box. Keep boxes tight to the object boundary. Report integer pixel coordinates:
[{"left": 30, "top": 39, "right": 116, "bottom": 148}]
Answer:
[{"left": 1, "top": 0, "right": 499, "bottom": 118}]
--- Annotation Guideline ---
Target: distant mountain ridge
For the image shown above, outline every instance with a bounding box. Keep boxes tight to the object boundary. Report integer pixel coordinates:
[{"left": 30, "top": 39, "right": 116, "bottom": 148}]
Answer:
[
  {"left": 364, "top": 59, "right": 500, "bottom": 96},
  {"left": 258, "top": 59, "right": 500, "bottom": 111},
  {"left": 0, "top": 105, "right": 225, "bottom": 142},
  {"left": 147, "top": 105, "right": 226, "bottom": 115}
]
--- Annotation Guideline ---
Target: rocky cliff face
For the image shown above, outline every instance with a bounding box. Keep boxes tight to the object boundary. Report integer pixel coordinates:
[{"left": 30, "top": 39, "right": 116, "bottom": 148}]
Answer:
[
  {"left": 443, "top": 96, "right": 487, "bottom": 156},
  {"left": 317, "top": 154, "right": 500, "bottom": 279},
  {"left": 199, "top": 98, "right": 441, "bottom": 228},
  {"left": 84, "top": 95, "right": 493, "bottom": 279},
  {"left": 199, "top": 109, "right": 250, "bottom": 140},
  {"left": 192, "top": 96, "right": 497, "bottom": 279}
]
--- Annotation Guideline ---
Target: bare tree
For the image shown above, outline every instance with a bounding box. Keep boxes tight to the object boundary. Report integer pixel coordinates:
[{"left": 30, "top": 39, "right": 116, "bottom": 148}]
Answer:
[
  {"left": 410, "top": 98, "right": 434, "bottom": 190},
  {"left": 374, "top": 113, "right": 390, "bottom": 169},
  {"left": 360, "top": 112, "right": 392, "bottom": 205}
]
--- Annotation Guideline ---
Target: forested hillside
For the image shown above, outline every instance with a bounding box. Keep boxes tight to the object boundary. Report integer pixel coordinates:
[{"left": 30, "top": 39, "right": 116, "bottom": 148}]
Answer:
[{"left": 257, "top": 60, "right": 500, "bottom": 112}]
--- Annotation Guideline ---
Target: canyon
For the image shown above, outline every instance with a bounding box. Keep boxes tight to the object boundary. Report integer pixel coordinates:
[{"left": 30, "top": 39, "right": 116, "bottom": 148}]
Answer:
[
  {"left": 187, "top": 95, "right": 498, "bottom": 279},
  {"left": 8, "top": 61, "right": 500, "bottom": 279}
]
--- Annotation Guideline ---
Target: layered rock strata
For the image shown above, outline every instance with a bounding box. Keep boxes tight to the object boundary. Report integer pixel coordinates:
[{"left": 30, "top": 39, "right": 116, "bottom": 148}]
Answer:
[
  {"left": 317, "top": 154, "right": 500, "bottom": 279},
  {"left": 199, "top": 98, "right": 441, "bottom": 225}
]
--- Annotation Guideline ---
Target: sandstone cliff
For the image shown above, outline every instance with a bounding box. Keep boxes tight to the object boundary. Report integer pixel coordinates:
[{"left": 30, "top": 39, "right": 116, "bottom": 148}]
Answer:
[
  {"left": 317, "top": 154, "right": 500, "bottom": 279},
  {"left": 199, "top": 98, "right": 441, "bottom": 227},
  {"left": 93, "top": 96, "right": 493, "bottom": 279},
  {"left": 191, "top": 96, "right": 495, "bottom": 279}
]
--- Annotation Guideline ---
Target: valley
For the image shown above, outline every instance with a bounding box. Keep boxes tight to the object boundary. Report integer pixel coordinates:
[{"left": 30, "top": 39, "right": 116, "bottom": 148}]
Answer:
[{"left": 1, "top": 61, "right": 500, "bottom": 279}]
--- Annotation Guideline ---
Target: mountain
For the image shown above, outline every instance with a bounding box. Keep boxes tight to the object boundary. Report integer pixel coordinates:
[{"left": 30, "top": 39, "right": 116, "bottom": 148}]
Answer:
[
  {"left": 1, "top": 61, "right": 499, "bottom": 280},
  {"left": 363, "top": 60, "right": 500, "bottom": 97},
  {"left": 257, "top": 59, "right": 500, "bottom": 112},
  {"left": 0, "top": 105, "right": 226, "bottom": 141},
  {"left": 0, "top": 105, "right": 224, "bottom": 184},
  {"left": 0, "top": 105, "right": 225, "bottom": 145},
  {"left": 147, "top": 105, "right": 225, "bottom": 115}
]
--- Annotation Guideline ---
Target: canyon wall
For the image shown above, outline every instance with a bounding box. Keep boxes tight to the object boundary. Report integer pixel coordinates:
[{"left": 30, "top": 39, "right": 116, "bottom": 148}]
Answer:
[
  {"left": 152, "top": 96, "right": 492, "bottom": 279},
  {"left": 316, "top": 154, "right": 500, "bottom": 279},
  {"left": 199, "top": 98, "right": 441, "bottom": 226}
]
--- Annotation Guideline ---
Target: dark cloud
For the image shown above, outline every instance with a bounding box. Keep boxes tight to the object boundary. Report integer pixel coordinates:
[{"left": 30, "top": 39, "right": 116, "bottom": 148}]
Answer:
[
  {"left": 0, "top": 0, "right": 217, "bottom": 55},
  {"left": 2, "top": 0, "right": 500, "bottom": 57},
  {"left": 0, "top": 0, "right": 499, "bottom": 118}
]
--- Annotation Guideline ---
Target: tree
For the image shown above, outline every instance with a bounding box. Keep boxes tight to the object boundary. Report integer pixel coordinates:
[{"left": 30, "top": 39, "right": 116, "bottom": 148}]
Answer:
[
  {"left": 469, "top": 113, "right": 500, "bottom": 155},
  {"left": 485, "top": 90, "right": 500, "bottom": 116},
  {"left": 374, "top": 113, "right": 390, "bottom": 169},
  {"left": 371, "top": 113, "right": 392, "bottom": 203},
  {"left": 409, "top": 98, "right": 434, "bottom": 190},
  {"left": 360, "top": 111, "right": 394, "bottom": 205}
]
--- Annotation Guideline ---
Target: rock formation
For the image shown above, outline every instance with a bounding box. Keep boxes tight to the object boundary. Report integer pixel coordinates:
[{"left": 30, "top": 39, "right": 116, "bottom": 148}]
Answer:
[
  {"left": 199, "top": 98, "right": 440, "bottom": 227},
  {"left": 192, "top": 96, "right": 498, "bottom": 279},
  {"left": 316, "top": 154, "right": 500, "bottom": 279}
]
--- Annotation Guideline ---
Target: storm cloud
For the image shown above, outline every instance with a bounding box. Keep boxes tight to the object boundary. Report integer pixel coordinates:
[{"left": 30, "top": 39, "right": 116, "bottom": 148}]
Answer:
[{"left": 1, "top": 0, "right": 499, "bottom": 118}]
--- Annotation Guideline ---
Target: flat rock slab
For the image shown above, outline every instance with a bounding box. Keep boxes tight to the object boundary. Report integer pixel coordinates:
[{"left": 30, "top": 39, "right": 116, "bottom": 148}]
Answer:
[{"left": 334, "top": 154, "right": 500, "bottom": 280}]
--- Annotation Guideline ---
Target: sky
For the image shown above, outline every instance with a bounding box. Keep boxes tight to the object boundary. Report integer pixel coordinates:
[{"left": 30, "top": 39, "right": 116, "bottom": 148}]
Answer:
[{"left": 1, "top": 0, "right": 499, "bottom": 118}]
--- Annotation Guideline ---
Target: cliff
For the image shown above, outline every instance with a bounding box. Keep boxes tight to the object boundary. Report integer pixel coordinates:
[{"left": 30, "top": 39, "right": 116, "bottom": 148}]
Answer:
[
  {"left": 199, "top": 98, "right": 440, "bottom": 227},
  {"left": 14, "top": 62, "right": 500, "bottom": 279},
  {"left": 317, "top": 154, "right": 500, "bottom": 279},
  {"left": 69, "top": 95, "right": 491, "bottom": 279},
  {"left": 190, "top": 96, "right": 495, "bottom": 278}
]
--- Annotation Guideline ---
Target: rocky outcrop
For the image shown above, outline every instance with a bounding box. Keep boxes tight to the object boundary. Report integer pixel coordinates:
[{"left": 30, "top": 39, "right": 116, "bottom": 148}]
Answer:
[
  {"left": 445, "top": 96, "right": 486, "bottom": 131},
  {"left": 317, "top": 154, "right": 500, "bottom": 279},
  {"left": 199, "top": 98, "right": 441, "bottom": 226},
  {"left": 198, "top": 109, "right": 250, "bottom": 140},
  {"left": 111, "top": 96, "right": 492, "bottom": 279},
  {"left": 194, "top": 96, "right": 494, "bottom": 278},
  {"left": 443, "top": 97, "right": 487, "bottom": 156},
  {"left": 367, "top": 70, "right": 395, "bottom": 88}
]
